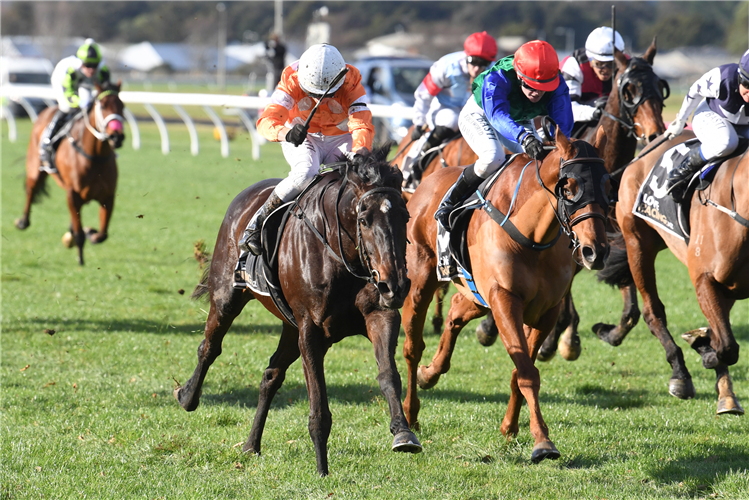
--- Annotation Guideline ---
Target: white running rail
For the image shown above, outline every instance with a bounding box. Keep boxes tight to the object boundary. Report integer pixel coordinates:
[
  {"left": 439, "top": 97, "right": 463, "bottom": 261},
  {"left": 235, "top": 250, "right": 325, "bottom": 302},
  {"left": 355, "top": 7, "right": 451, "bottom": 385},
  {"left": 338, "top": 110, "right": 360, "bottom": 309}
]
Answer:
[{"left": 0, "top": 84, "right": 415, "bottom": 160}]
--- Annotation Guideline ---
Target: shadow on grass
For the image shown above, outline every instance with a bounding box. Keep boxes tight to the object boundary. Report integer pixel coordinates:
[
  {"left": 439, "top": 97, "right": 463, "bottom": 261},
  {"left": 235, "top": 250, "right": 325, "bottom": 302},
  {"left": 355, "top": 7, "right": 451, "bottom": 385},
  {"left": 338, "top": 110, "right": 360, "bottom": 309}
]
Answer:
[
  {"left": 646, "top": 445, "right": 749, "bottom": 495},
  {"left": 4, "top": 316, "right": 285, "bottom": 336}
]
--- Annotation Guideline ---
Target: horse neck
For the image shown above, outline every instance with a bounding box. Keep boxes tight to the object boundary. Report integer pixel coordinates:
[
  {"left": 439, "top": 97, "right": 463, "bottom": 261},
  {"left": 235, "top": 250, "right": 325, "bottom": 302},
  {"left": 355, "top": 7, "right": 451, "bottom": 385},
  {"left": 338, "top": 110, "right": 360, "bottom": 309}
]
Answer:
[
  {"left": 309, "top": 175, "right": 360, "bottom": 260},
  {"left": 602, "top": 93, "right": 638, "bottom": 173},
  {"left": 491, "top": 158, "right": 561, "bottom": 244}
]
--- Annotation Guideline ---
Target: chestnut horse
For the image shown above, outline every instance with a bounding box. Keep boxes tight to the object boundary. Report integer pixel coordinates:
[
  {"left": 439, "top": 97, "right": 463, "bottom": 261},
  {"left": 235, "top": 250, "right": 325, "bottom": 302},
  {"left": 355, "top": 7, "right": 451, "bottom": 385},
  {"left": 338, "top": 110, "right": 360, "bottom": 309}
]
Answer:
[
  {"left": 174, "top": 147, "right": 421, "bottom": 476},
  {"left": 402, "top": 128, "right": 611, "bottom": 462},
  {"left": 526, "top": 40, "right": 669, "bottom": 361},
  {"left": 595, "top": 130, "right": 748, "bottom": 414},
  {"left": 15, "top": 81, "right": 125, "bottom": 265}
]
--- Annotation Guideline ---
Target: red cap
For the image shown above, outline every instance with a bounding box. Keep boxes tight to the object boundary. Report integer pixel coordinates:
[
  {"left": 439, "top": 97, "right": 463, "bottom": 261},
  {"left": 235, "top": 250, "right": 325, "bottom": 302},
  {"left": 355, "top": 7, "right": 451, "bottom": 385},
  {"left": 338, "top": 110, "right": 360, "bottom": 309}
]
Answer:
[
  {"left": 464, "top": 32, "right": 498, "bottom": 61},
  {"left": 513, "top": 40, "right": 560, "bottom": 92}
]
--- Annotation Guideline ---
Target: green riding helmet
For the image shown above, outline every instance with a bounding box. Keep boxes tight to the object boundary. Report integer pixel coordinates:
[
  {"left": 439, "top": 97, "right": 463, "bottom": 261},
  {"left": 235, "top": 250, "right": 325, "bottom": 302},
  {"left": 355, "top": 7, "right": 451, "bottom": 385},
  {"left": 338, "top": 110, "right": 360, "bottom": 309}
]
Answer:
[{"left": 77, "top": 38, "right": 102, "bottom": 66}]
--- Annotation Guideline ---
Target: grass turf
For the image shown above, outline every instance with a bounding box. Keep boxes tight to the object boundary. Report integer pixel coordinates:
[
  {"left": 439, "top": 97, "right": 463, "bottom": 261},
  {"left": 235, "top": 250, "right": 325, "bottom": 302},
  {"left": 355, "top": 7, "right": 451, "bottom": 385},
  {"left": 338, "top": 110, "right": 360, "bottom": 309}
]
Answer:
[{"left": 2, "top": 119, "right": 748, "bottom": 499}]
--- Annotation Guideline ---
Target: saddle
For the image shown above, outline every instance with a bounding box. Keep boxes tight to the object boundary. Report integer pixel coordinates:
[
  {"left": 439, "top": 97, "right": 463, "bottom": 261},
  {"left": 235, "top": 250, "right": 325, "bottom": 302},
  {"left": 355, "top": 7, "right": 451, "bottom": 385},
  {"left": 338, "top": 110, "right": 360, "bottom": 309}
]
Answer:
[
  {"left": 632, "top": 138, "right": 749, "bottom": 243},
  {"left": 402, "top": 133, "right": 463, "bottom": 192},
  {"left": 45, "top": 113, "right": 82, "bottom": 171}
]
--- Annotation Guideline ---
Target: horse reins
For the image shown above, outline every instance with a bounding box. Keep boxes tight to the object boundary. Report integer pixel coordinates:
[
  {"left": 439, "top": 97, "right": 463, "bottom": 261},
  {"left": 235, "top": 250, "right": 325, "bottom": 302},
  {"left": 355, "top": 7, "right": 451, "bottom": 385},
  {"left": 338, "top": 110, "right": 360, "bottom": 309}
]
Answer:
[{"left": 83, "top": 91, "right": 125, "bottom": 142}]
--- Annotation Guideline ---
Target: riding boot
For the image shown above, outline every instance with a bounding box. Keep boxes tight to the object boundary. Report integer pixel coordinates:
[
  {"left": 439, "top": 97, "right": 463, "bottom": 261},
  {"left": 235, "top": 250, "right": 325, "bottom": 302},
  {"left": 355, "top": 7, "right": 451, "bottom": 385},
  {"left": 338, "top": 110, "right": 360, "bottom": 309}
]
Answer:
[
  {"left": 414, "top": 126, "right": 458, "bottom": 182},
  {"left": 240, "top": 192, "right": 285, "bottom": 256},
  {"left": 434, "top": 164, "right": 483, "bottom": 230},
  {"left": 667, "top": 149, "right": 708, "bottom": 203},
  {"left": 39, "top": 110, "right": 67, "bottom": 174}
]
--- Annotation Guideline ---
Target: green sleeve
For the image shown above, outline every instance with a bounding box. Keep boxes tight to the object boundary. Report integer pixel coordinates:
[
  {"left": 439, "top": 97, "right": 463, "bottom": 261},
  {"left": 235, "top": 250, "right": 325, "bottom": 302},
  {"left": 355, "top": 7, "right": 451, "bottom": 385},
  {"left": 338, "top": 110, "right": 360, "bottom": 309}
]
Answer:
[
  {"left": 97, "top": 65, "right": 111, "bottom": 85},
  {"left": 62, "top": 68, "right": 80, "bottom": 108}
]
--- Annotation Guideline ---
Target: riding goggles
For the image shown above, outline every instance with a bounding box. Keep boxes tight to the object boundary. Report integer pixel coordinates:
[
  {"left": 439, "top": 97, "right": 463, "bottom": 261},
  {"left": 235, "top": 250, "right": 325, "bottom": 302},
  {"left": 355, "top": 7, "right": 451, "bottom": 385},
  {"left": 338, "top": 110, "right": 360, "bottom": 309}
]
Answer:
[
  {"left": 519, "top": 78, "right": 543, "bottom": 92},
  {"left": 590, "top": 59, "right": 614, "bottom": 70},
  {"left": 466, "top": 56, "right": 492, "bottom": 68},
  {"left": 739, "top": 72, "right": 749, "bottom": 90}
]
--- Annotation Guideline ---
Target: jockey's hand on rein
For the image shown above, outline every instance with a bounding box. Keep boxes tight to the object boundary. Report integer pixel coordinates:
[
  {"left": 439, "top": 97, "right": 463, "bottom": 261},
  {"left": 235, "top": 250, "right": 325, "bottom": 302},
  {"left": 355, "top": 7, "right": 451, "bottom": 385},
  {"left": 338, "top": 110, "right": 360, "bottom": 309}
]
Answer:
[
  {"left": 521, "top": 133, "right": 545, "bottom": 161},
  {"left": 286, "top": 124, "right": 308, "bottom": 147},
  {"left": 411, "top": 125, "right": 426, "bottom": 141}
]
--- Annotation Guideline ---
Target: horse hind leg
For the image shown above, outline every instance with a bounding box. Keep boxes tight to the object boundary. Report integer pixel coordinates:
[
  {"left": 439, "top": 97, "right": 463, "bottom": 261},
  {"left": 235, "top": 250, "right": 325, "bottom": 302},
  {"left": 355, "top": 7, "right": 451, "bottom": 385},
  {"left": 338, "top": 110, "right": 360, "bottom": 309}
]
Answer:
[
  {"left": 431, "top": 283, "right": 448, "bottom": 334},
  {"left": 475, "top": 310, "right": 499, "bottom": 347},
  {"left": 174, "top": 289, "right": 250, "bottom": 412},
  {"left": 418, "top": 292, "right": 485, "bottom": 390},
  {"left": 593, "top": 283, "right": 641, "bottom": 346},
  {"left": 244, "top": 322, "right": 300, "bottom": 455},
  {"left": 65, "top": 189, "right": 86, "bottom": 265},
  {"left": 538, "top": 292, "right": 581, "bottom": 361},
  {"left": 15, "top": 171, "right": 49, "bottom": 230}
]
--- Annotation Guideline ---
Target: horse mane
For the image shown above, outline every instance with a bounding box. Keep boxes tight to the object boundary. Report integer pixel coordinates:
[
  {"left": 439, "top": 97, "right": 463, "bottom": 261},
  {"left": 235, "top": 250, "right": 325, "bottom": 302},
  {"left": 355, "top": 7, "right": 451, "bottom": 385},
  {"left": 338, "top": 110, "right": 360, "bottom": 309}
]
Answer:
[{"left": 339, "top": 142, "right": 403, "bottom": 191}]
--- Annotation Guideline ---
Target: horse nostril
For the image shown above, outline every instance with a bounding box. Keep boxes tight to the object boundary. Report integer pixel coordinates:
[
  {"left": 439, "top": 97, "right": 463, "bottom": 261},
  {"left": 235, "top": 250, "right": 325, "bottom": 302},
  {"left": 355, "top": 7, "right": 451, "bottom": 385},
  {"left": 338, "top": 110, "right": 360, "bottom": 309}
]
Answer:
[
  {"left": 582, "top": 245, "right": 596, "bottom": 263},
  {"left": 377, "top": 282, "right": 394, "bottom": 299}
]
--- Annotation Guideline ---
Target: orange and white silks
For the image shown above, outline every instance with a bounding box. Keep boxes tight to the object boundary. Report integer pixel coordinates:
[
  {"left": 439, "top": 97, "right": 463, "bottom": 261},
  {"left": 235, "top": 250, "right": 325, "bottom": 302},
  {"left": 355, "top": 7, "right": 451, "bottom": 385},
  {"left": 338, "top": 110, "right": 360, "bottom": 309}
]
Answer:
[{"left": 257, "top": 62, "right": 375, "bottom": 152}]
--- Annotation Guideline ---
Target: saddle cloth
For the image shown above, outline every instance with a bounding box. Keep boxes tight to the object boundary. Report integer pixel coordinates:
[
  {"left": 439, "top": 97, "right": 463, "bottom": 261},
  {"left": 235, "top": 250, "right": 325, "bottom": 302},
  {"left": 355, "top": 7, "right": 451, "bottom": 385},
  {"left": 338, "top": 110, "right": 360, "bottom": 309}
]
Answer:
[
  {"left": 400, "top": 135, "right": 429, "bottom": 192},
  {"left": 632, "top": 138, "right": 747, "bottom": 242}
]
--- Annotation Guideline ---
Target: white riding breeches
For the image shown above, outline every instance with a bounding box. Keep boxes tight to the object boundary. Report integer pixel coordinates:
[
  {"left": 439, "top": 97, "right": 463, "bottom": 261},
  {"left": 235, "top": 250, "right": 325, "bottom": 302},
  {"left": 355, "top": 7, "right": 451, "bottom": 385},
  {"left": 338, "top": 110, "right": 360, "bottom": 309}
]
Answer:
[
  {"left": 275, "top": 132, "right": 353, "bottom": 201},
  {"left": 692, "top": 100, "right": 749, "bottom": 160},
  {"left": 425, "top": 99, "right": 461, "bottom": 131},
  {"left": 458, "top": 97, "right": 537, "bottom": 178}
]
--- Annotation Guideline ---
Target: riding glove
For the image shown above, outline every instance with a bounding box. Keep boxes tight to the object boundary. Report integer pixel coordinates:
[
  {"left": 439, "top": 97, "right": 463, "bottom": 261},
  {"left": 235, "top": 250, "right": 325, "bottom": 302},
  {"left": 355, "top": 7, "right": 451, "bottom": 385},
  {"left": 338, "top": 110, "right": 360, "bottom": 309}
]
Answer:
[
  {"left": 591, "top": 106, "right": 603, "bottom": 122},
  {"left": 521, "top": 133, "right": 545, "bottom": 160},
  {"left": 665, "top": 120, "right": 686, "bottom": 140},
  {"left": 411, "top": 125, "right": 426, "bottom": 141},
  {"left": 286, "top": 124, "right": 308, "bottom": 147}
]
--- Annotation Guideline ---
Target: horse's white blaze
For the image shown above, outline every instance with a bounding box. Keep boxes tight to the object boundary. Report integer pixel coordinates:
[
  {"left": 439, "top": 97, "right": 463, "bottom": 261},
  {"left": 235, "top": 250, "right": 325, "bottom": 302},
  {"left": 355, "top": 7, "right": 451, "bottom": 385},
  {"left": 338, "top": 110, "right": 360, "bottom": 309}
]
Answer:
[{"left": 380, "top": 199, "right": 392, "bottom": 213}]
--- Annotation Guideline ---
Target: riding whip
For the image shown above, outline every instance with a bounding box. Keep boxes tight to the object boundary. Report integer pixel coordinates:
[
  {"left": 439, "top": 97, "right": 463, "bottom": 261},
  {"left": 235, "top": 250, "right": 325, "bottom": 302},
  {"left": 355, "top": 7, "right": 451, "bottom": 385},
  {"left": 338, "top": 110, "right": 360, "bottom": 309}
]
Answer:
[{"left": 302, "top": 66, "right": 350, "bottom": 132}]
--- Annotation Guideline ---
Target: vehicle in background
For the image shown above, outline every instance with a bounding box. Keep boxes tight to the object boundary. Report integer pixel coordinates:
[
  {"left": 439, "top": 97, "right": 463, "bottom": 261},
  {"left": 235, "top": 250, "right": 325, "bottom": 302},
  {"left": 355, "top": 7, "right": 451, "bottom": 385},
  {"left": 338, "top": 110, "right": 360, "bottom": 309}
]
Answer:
[
  {"left": 0, "top": 56, "right": 54, "bottom": 117},
  {"left": 354, "top": 56, "right": 433, "bottom": 144}
]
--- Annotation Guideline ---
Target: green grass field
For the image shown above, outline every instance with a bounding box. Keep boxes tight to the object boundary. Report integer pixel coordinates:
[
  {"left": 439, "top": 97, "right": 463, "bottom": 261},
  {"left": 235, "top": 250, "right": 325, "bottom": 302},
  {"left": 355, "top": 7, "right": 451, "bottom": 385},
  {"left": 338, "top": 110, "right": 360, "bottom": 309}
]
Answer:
[{"left": 2, "top": 119, "right": 748, "bottom": 499}]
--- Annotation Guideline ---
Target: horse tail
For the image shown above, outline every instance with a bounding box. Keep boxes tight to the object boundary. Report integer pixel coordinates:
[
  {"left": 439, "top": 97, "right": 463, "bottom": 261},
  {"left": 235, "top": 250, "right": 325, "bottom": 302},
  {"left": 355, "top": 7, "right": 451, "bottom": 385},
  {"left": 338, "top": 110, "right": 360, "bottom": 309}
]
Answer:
[
  {"left": 596, "top": 231, "right": 634, "bottom": 287},
  {"left": 191, "top": 260, "right": 212, "bottom": 301}
]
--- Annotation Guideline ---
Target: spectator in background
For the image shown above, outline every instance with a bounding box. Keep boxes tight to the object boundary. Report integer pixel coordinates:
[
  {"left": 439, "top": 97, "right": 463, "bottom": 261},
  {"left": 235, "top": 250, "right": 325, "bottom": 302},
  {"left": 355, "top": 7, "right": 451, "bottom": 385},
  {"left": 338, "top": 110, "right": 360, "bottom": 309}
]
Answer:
[{"left": 265, "top": 32, "right": 287, "bottom": 90}]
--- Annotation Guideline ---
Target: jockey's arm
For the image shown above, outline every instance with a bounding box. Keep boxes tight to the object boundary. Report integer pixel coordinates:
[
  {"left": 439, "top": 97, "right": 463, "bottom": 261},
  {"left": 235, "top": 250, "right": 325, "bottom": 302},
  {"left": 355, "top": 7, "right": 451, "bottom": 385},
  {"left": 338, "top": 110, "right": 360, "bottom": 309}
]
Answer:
[
  {"left": 561, "top": 57, "right": 597, "bottom": 122},
  {"left": 97, "top": 65, "right": 112, "bottom": 86},
  {"left": 342, "top": 70, "right": 375, "bottom": 151},
  {"left": 481, "top": 70, "right": 526, "bottom": 145},
  {"left": 545, "top": 78, "right": 575, "bottom": 138},
  {"left": 673, "top": 67, "right": 720, "bottom": 125},
  {"left": 62, "top": 68, "right": 81, "bottom": 109},
  {"left": 412, "top": 59, "right": 449, "bottom": 127},
  {"left": 257, "top": 66, "right": 297, "bottom": 142}
]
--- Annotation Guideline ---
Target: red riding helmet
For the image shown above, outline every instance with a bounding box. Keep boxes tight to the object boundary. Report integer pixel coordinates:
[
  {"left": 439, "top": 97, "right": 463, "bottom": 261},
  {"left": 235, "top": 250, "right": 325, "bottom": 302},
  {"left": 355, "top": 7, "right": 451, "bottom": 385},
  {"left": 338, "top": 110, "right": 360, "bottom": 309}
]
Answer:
[
  {"left": 464, "top": 31, "right": 498, "bottom": 62},
  {"left": 513, "top": 40, "right": 560, "bottom": 92}
]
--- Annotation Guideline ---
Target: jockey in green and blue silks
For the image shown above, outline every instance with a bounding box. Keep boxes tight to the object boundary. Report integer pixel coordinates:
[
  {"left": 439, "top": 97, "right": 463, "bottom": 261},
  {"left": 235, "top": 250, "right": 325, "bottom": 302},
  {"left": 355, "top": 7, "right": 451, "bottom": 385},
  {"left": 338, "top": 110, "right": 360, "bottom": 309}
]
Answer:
[
  {"left": 435, "top": 40, "right": 573, "bottom": 229},
  {"left": 40, "top": 38, "right": 112, "bottom": 173}
]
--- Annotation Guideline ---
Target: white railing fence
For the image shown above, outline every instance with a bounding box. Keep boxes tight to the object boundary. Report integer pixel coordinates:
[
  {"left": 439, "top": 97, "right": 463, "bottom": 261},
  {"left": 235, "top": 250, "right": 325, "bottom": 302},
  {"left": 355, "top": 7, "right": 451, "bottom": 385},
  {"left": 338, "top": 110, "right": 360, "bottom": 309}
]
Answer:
[{"left": 0, "top": 84, "right": 415, "bottom": 160}]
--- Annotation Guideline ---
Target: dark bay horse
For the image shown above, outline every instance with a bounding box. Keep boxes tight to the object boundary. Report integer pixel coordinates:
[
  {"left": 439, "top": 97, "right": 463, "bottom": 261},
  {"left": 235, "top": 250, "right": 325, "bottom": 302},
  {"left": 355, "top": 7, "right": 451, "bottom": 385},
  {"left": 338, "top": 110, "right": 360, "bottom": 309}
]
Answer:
[
  {"left": 174, "top": 146, "right": 421, "bottom": 476},
  {"left": 402, "top": 128, "right": 611, "bottom": 463},
  {"left": 15, "top": 82, "right": 125, "bottom": 265},
  {"left": 596, "top": 130, "right": 748, "bottom": 414},
  {"left": 527, "top": 40, "right": 669, "bottom": 361}
]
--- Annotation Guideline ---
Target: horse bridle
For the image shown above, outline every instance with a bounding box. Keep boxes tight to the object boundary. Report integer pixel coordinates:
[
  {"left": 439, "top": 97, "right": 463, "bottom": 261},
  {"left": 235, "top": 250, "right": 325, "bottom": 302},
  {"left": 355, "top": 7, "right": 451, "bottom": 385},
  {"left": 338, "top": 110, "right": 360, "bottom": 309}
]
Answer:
[
  {"left": 294, "top": 163, "right": 405, "bottom": 285},
  {"left": 603, "top": 57, "right": 669, "bottom": 142},
  {"left": 83, "top": 90, "right": 125, "bottom": 141}
]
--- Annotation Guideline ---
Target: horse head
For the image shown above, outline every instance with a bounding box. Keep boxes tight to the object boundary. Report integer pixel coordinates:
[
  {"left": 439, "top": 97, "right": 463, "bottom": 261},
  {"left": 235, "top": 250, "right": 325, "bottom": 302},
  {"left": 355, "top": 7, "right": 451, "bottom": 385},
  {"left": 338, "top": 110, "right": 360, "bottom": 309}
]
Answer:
[
  {"left": 343, "top": 144, "right": 411, "bottom": 309},
  {"left": 93, "top": 80, "right": 125, "bottom": 149},
  {"left": 612, "top": 38, "right": 668, "bottom": 144},
  {"left": 552, "top": 127, "right": 612, "bottom": 270}
]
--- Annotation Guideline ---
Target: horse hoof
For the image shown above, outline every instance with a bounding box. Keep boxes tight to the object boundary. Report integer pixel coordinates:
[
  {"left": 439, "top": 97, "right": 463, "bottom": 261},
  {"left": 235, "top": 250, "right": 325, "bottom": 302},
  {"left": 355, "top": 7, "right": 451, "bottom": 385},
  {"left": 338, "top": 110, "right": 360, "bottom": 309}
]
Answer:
[
  {"left": 536, "top": 348, "right": 556, "bottom": 362},
  {"left": 476, "top": 323, "right": 498, "bottom": 347},
  {"left": 416, "top": 365, "right": 439, "bottom": 390},
  {"left": 392, "top": 431, "right": 422, "bottom": 454},
  {"left": 62, "top": 232, "right": 75, "bottom": 248},
  {"left": 717, "top": 396, "right": 745, "bottom": 416},
  {"left": 668, "top": 378, "right": 696, "bottom": 400},
  {"left": 592, "top": 322, "right": 623, "bottom": 346},
  {"left": 531, "top": 441, "right": 560, "bottom": 463},
  {"left": 14, "top": 218, "right": 29, "bottom": 230},
  {"left": 558, "top": 329, "right": 581, "bottom": 361}
]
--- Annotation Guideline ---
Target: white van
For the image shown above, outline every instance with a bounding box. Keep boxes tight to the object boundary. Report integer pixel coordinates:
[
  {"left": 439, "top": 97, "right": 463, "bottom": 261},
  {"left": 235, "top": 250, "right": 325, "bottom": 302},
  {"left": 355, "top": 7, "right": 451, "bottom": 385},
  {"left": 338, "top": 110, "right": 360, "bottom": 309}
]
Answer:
[{"left": 1, "top": 56, "right": 54, "bottom": 117}]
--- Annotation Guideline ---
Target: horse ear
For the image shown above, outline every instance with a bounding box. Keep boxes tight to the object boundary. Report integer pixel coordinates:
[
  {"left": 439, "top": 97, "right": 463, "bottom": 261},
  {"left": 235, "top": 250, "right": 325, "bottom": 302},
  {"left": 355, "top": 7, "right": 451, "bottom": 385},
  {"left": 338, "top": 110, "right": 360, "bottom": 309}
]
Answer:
[
  {"left": 593, "top": 125, "right": 607, "bottom": 157},
  {"left": 643, "top": 37, "right": 657, "bottom": 65},
  {"left": 117, "top": 79, "right": 122, "bottom": 90},
  {"left": 555, "top": 127, "right": 574, "bottom": 160},
  {"left": 614, "top": 48, "right": 628, "bottom": 73}
]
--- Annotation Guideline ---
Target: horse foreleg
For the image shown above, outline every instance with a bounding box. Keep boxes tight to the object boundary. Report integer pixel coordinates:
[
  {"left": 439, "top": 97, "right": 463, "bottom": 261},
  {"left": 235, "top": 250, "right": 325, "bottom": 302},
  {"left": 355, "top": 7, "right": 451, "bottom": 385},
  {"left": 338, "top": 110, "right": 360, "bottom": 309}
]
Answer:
[
  {"left": 714, "top": 365, "right": 744, "bottom": 415},
  {"left": 418, "top": 292, "right": 485, "bottom": 390},
  {"left": 538, "top": 292, "right": 581, "bottom": 361},
  {"left": 402, "top": 262, "right": 439, "bottom": 429},
  {"left": 491, "top": 288, "right": 561, "bottom": 463},
  {"left": 366, "top": 309, "right": 422, "bottom": 453},
  {"left": 244, "top": 322, "right": 300, "bottom": 455},
  {"left": 299, "top": 321, "right": 332, "bottom": 476},
  {"left": 89, "top": 195, "right": 115, "bottom": 244},
  {"left": 66, "top": 189, "right": 86, "bottom": 265},
  {"left": 431, "top": 283, "right": 448, "bottom": 334},
  {"left": 593, "top": 283, "right": 641, "bottom": 346},
  {"left": 625, "top": 221, "right": 693, "bottom": 399},
  {"left": 175, "top": 290, "right": 250, "bottom": 411}
]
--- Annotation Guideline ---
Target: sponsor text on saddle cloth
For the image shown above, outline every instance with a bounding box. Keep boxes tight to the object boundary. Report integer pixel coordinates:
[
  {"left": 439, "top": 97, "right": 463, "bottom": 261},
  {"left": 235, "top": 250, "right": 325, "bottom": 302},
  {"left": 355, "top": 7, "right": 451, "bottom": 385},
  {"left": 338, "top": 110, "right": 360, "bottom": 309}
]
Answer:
[{"left": 633, "top": 138, "right": 740, "bottom": 242}]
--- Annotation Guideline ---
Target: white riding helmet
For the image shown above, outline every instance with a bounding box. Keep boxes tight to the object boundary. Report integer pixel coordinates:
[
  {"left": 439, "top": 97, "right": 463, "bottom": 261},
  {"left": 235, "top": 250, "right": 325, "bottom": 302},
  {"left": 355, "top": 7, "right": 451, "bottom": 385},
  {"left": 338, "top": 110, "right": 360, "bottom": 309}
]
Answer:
[
  {"left": 585, "top": 27, "right": 625, "bottom": 62},
  {"left": 297, "top": 43, "right": 346, "bottom": 96}
]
